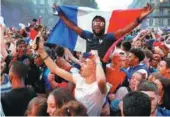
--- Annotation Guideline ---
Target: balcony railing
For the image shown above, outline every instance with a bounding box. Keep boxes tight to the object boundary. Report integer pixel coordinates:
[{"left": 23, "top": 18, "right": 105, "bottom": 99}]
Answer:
[
  {"left": 149, "top": 15, "right": 170, "bottom": 18},
  {"left": 159, "top": 3, "right": 170, "bottom": 8}
]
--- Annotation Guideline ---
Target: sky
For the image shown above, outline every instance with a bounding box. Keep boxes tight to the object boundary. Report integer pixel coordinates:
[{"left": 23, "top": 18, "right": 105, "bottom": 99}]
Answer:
[{"left": 96, "top": 0, "right": 134, "bottom": 11}]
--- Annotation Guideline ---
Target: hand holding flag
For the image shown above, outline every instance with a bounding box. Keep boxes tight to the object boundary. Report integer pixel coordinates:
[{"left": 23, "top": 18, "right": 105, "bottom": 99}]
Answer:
[
  {"left": 32, "top": 27, "right": 45, "bottom": 52},
  {"left": 139, "top": 3, "right": 154, "bottom": 21}
]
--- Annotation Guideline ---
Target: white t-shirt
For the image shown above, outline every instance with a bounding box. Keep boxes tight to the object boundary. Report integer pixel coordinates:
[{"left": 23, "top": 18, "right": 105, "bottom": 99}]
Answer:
[{"left": 72, "top": 73, "right": 106, "bottom": 116}]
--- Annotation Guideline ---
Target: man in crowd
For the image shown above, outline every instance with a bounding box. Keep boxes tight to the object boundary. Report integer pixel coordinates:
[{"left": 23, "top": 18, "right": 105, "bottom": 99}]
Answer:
[
  {"left": 1, "top": 61, "right": 36, "bottom": 116},
  {"left": 119, "top": 91, "right": 151, "bottom": 116},
  {"left": 106, "top": 49, "right": 129, "bottom": 94},
  {"left": 33, "top": 34, "right": 108, "bottom": 116},
  {"left": 127, "top": 48, "right": 148, "bottom": 79},
  {"left": 53, "top": 4, "right": 153, "bottom": 61},
  {"left": 138, "top": 81, "right": 170, "bottom": 116},
  {"left": 157, "top": 58, "right": 170, "bottom": 79}
]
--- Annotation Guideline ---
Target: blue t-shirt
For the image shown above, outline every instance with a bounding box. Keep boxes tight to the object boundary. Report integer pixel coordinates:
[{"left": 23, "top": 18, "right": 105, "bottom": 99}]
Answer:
[
  {"left": 157, "top": 106, "right": 170, "bottom": 116},
  {"left": 42, "top": 68, "right": 52, "bottom": 91},
  {"left": 81, "top": 30, "right": 116, "bottom": 59}
]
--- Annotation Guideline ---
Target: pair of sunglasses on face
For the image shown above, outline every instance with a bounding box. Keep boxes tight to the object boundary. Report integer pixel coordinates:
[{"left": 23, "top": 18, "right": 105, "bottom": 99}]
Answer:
[{"left": 92, "top": 21, "right": 105, "bottom": 26}]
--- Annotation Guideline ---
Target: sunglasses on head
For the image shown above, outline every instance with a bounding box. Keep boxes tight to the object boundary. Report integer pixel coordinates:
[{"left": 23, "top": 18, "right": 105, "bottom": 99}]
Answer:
[{"left": 83, "top": 53, "right": 93, "bottom": 59}]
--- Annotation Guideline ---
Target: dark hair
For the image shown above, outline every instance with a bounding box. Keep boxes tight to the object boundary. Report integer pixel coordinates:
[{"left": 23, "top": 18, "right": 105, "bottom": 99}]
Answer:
[
  {"left": 144, "top": 49, "right": 153, "bottom": 60},
  {"left": 21, "top": 30, "right": 28, "bottom": 38},
  {"left": 130, "top": 48, "right": 145, "bottom": 62},
  {"left": 123, "top": 91, "right": 151, "bottom": 116},
  {"left": 164, "top": 58, "right": 170, "bottom": 68},
  {"left": 92, "top": 15, "right": 105, "bottom": 24},
  {"left": 16, "top": 39, "right": 26, "bottom": 47},
  {"left": 116, "top": 40, "right": 123, "bottom": 48},
  {"left": 121, "top": 41, "right": 131, "bottom": 52},
  {"left": 138, "top": 81, "right": 158, "bottom": 94},
  {"left": 44, "top": 46, "right": 56, "bottom": 60},
  {"left": 92, "top": 16, "right": 106, "bottom": 36},
  {"left": 32, "top": 19, "right": 37, "bottom": 22},
  {"left": 50, "top": 88, "right": 75, "bottom": 108},
  {"left": 159, "top": 78, "right": 170, "bottom": 109},
  {"left": 56, "top": 46, "right": 64, "bottom": 57},
  {"left": 26, "top": 97, "right": 49, "bottom": 116},
  {"left": 55, "top": 100, "right": 88, "bottom": 116},
  {"left": 11, "top": 61, "right": 29, "bottom": 80}
]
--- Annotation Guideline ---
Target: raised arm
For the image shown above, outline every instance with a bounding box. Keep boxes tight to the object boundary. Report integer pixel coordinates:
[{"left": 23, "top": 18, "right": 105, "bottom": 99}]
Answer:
[
  {"left": 0, "top": 26, "right": 8, "bottom": 60},
  {"left": 114, "top": 3, "right": 153, "bottom": 39},
  {"left": 33, "top": 35, "right": 74, "bottom": 83},
  {"left": 64, "top": 48, "right": 81, "bottom": 65},
  {"left": 53, "top": 4, "right": 83, "bottom": 36},
  {"left": 91, "top": 50, "right": 107, "bottom": 95}
]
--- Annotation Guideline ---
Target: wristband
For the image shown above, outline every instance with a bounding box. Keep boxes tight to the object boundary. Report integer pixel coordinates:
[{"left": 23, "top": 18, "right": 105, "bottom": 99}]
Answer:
[
  {"left": 42, "top": 55, "right": 49, "bottom": 61},
  {"left": 96, "top": 61, "right": 102, "bottom": 65}
]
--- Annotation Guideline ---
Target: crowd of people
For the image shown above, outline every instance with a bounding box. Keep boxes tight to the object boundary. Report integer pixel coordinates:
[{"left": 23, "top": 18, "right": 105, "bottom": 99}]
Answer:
[{"left": 0, "top": 3, "right": 170, "bottom": 116}]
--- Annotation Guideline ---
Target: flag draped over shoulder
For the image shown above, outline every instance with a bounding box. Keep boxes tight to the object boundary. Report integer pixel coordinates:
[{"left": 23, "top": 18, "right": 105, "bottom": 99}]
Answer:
[{"left": 47, "top": 5, "right": 143, "bottom": 60}]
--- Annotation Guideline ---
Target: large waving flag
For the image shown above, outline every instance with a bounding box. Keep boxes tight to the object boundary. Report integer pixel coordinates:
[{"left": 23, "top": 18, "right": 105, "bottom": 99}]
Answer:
[
  {"left": 48, "top": 5, "right": 142, "bottom": 53},
  {"left": 0, "top": 16, "right": 6, "bottom": 27}
]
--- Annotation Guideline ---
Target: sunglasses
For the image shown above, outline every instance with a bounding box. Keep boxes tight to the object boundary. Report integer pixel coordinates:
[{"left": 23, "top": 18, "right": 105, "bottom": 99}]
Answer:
[{"left": 92, "top": 21, "right": 105, "bottom": 26}]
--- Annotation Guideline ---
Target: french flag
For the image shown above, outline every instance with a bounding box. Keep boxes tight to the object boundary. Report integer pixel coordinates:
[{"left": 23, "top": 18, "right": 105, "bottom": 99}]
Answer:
[
  {"left": 47, "top": 5, "right": 142, "bottom": 54},
  {"left": 0, "top": 16, "right": 6, "bottom": 27}
]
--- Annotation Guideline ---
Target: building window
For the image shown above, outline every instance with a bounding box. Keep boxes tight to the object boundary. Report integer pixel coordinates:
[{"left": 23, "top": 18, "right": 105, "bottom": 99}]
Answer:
[
  {"left": 48, "top": 0, "right": 53, "bottom": 6},
  {"left": 160, "top": 18, "right": 164, "bottom": 26},
  {"left": 160, "top": 8, "right": 164, "bottom": 15},
  {"left": 40, "top": 0, "right": 45, "bottom": 4},
  {"left": 149, "top": 19, "right": 153, "bottom": 26},
  {"left": 168, "top": 10, "right": 170, "bottom": 15},
  {"left": 164, "top": 0, "right": 170, "bottom": 3},
  {"left": 168, "top": 19, "right": 170, "bottom": 25},
  {"left": 34, "top": 9, "right": 37, "bottom": 14},
  {"left": 40, "top": 9, "right": 45, "bottom": 14}
]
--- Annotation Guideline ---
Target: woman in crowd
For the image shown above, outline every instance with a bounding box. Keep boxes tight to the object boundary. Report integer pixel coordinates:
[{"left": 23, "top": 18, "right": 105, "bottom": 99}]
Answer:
[
  {"left": 46, "top": 88, "right": 75, "bottom": 116},
  {"left": 54, "top": 100, "right": 88, "bottom": 116},
  {"left": 25, "top": 97, "right": 49, "bottom": 116}
]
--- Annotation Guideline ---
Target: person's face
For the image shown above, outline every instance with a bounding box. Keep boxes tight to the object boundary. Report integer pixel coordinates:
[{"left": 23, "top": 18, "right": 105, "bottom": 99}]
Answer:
[
  {"left": 112, "top": 55, "right": 126, "bottom": 69},
  {"left": 80, "top": 58, "right": 95, "bottom": 77},
  {"left": 148, "top": 75, "right": 156, "bottom": 82},
  {"left": 142, "top": 91, "right": 158, "bottom": 114},
  {"left": 128, "top": 53, "right": 137, "bottom": 66},
  {"left": 76, "top": 52, "right": 83, "bottom": 60},
  {"left": 130, "top": 73, "right": 142, "bottom": 91},
  {"left": 26, "top": 46, "right": 33, "bottom": 56},
  {"left": 150, "top": 58, "right": 160, "bottom": 68},
  {"left": 34, "top": 55, "right": 43, "bottom": 67},
  {"left": 92, "top": 18, "right": 105, "bottom": 36},
  {"left": 47, "top": 94, "right": 57, "bottom": 116},
  {"left": 134, "top": 40, "right": 142, "bottom": 48},
  {"left": 157, "top": 61, "right": 167, "bottom": 75},
  {"left": 17, "top": 43, "right": 26, "bottom": 56}
]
